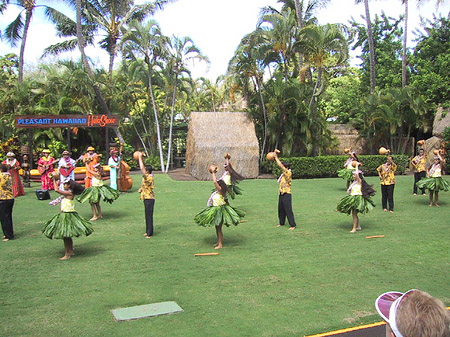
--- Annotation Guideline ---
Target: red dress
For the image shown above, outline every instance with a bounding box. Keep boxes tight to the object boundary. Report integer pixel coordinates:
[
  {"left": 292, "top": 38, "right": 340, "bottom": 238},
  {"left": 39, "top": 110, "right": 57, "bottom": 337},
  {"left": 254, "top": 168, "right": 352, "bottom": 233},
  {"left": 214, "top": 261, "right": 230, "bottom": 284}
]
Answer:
[
  {"left": 38, "top": 156, "right": 55, "bottom": 190},
  {"left": 2, "top": 159, "right": 25, "bottom": 197}
]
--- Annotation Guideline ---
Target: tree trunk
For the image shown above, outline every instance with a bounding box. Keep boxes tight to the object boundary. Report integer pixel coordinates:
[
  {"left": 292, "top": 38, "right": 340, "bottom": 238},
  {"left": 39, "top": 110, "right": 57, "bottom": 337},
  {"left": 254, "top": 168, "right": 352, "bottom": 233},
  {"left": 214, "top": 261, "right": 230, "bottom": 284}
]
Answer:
[
  {"left": 402, "top": 0, "right": 408, "bottom": 88},
  {"left": 75, "top": 0, "right": 125, "bottom": 144},
  {"left": 255, "top": 75, "right": 267, "bottom": 162},
  {"left": 165, "top": 74, "right": 178, "bottom": 173},
  {"left": 18, "top": 10, "right": 33, "bottom": 84},
  {"left": 364, "top": 0, "right": 376, "bottom": 94},
  {"left": 146, "top": 61, "right": 165, "bottom": 172}
]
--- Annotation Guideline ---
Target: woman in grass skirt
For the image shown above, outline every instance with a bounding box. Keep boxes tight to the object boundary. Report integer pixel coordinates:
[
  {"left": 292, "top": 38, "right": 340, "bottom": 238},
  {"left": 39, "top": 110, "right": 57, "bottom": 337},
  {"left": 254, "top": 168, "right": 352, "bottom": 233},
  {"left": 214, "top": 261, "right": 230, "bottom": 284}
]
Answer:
[
  {"left": 42, "top": 178, "right": 93, "bottom": 260},
  {"left": 337, "top": 151, "right": 359, "bottom": 189},
  {"left": 416, "top": 152, "right": 449, "bottom": 207},
  {"left": 194, "top": 167, "right": 245, "bottom": 249},
  {"left": 77, "top": 164, "right": 119, "bottom": 220},
  {"left": 337, "top": 163, "right": 376, "bottom": 233},
  {"left": 218, "top": 153, "right": 244, "bottom": 200}
]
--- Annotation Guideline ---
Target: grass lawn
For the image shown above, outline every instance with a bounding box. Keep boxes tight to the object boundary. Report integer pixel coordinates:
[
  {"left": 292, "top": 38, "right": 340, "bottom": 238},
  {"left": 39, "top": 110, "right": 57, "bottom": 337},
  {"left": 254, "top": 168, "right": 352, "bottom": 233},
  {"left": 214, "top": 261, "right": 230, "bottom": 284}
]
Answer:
[{"left": 1, "top": 173, "right": 449, "bottom": 337}]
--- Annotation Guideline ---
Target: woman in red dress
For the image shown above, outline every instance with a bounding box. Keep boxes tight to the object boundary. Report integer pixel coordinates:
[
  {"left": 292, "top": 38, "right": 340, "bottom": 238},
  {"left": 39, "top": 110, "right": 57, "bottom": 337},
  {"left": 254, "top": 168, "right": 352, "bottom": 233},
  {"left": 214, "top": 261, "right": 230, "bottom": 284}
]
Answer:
[
  {"left": 2, "top": 152, "right": 25, "bottom": 197},
  {"left": 37, "top": 149, "right": 55, "bottom": 190}
]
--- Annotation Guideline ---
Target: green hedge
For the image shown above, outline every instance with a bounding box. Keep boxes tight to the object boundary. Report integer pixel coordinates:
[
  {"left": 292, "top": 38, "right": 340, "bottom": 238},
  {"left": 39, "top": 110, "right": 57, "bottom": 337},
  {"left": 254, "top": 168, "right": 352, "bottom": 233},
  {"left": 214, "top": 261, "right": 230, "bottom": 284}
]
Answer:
[{"left": 269, "top": 155, "right": 410, "bottom": 179}]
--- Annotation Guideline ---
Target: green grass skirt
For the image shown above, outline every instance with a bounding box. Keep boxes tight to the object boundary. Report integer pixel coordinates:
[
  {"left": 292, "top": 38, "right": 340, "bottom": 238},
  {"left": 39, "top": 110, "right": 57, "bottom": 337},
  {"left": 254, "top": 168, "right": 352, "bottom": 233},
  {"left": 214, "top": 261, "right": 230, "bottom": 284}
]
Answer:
[
  {"left": 42, "top": 212, "right": 94, "bottom": 239},
  {"left": 416, "top": 177, "right": 450, "bottom": 192},
  {"left": 77, "top": 185, "right": 120, "bottom": 204},
  {"left": 336, "top": 195, "right": 375, "bottom": 215},
  {"left": 194, "top": 205, "right": 245, "bottom": 227},
  {"left": 337, "top": 168, "right": 354, "bottom": 182}
]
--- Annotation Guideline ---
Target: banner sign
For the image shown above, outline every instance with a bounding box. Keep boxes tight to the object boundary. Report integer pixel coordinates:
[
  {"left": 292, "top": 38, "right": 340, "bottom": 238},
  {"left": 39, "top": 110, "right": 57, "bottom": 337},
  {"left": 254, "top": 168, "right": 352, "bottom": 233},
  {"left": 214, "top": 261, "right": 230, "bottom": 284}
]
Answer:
[{"left": 15, "top": 114, "right": 120, "bottom": 128}]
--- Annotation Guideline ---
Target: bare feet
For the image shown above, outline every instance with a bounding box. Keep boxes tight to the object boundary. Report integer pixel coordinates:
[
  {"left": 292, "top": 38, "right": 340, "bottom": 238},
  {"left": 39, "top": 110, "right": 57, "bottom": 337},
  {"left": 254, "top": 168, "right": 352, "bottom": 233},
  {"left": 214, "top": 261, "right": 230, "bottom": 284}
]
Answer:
[
  {"left": 145, "top": 235, "right": 152, "bottom": 239},
  {"left": 436, "top": 203, "right": 440, "bottom": 207},
  {"left": 349, "top": 229, "right": 356, "bottom": 233},
  {"left": 383, "top": 209, "right": 387, "bottom": 212},
  {"left": 288, "top": 227, "right": 296, "bottom": 230},
  {"left": 429, "top": 203, "right": 433, "bottom": 207},
  {"left": 90, "top": 216, "right": 98, "bottom": 221},
  {"left": 144, "top": 233, "right": 148, "bottom": 236},
  {"left": 276, "top": 224, "right": 283, "bottom": 228},
  {"left": 413, "top": 193, "right": 417, "bottom": 195},
  {"left": 214, "top": 244, "right": 223, "bottom": 249},
  {"left": 390, "top": 210, "right": 394, "bottom": 213},
  {"left": 2, "top": 238, "right": 10, "bottom": 242},
  {"left": 356, "top": 227, "right": 362, "bottom": 231},
  {"left": 59, "top": 255, "right": 71, "bottom": 260}
]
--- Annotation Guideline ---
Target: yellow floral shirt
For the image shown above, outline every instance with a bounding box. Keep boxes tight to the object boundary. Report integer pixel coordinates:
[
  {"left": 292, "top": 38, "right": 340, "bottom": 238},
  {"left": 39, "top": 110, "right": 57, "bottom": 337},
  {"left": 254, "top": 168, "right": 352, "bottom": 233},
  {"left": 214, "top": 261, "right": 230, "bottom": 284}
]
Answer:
[
  {"left": 0, "top": 173, "right": 13, "bottom": 200},
  {"left": 278, "top": 167, "right": 292, "bottom": 194},
  {"left": 139, "top": 174, "right": 154, "bottom": 200},
  {"left": 411, "top": 155, "right": 426, "bottom": 172},
  {"left": 377, "top": 163, "right": 397, "bottom": 185}
]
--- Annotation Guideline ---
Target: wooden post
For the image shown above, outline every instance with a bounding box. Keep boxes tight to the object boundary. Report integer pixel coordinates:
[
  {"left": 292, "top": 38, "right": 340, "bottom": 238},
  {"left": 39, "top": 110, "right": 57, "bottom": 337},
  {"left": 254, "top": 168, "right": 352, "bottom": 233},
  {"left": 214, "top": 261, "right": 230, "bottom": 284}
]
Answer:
[{"left": 28, "top": 129, "right": 33, "bottom": 169}]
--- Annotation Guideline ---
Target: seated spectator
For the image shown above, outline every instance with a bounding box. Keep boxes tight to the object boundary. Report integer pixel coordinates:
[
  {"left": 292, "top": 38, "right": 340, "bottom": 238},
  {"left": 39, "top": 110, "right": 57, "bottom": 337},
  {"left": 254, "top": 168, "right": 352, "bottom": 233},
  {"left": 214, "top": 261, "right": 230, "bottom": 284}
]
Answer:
[{"left": 375, "top": 289, "right": 450, "bottom": 337}]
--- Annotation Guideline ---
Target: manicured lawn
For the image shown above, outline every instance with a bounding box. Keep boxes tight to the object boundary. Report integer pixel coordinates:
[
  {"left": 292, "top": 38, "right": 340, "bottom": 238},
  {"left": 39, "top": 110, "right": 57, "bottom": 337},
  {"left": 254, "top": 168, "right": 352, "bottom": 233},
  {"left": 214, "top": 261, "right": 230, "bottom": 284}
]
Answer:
[{"left": 1, "top": 174, "right": 449, "bottom": 337}]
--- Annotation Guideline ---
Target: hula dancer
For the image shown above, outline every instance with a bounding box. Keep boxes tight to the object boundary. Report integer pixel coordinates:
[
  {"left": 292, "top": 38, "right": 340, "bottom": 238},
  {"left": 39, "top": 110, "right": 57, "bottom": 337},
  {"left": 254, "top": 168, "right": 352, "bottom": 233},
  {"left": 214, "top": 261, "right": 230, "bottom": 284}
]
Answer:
[
  {"left": 376, "top": 155, "right": 397, "bottom": 213},
  {"left": 416, "top": 152, "right": 449, "bottom": 207},
  {"left": 137, "top": 152, "right": 155, "bottom": 238},
  {"left": 2, "top": 152, "right": 24, "bottom": 197},
  {"left": 338, "top": 151, "right": 359, "bottom": 189},
  {"left": 194, "top": 166, "right": 245, "bottom": 249},
  {"left": 218, "top": 153, "right": 244, "bottom": 200},
  {"left": 411, "top": 148, "right": 427, "bottom": 195},
  {"left": 77, "top": 164, "right": 119, "bottom": 220},
  {"left": 42, "top": 178, "right": 93, "bottom": 260},
  {"left": 337, "top": 162, "right": 376, "bottom": 233}
]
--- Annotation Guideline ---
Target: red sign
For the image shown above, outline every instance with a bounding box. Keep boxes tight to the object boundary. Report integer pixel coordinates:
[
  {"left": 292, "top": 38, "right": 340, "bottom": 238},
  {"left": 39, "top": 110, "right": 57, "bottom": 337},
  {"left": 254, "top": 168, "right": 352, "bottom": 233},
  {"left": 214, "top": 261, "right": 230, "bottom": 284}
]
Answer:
[{"left": 15, "top": 114, "right": 120, "bottom": 128}]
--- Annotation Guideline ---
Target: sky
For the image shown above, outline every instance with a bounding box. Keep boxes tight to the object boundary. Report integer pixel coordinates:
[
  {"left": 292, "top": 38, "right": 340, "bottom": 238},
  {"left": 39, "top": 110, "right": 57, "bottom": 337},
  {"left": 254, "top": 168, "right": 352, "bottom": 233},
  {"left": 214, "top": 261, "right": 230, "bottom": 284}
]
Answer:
[{"left": 0, "top": 0, "right": 449, "bottom": 81}]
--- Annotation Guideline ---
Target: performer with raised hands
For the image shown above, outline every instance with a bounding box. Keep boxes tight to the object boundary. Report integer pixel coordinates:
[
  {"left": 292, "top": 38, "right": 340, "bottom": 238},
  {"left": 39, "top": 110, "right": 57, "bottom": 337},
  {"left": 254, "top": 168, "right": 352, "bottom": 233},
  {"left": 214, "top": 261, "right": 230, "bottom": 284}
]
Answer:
[
  {"left": 2, "top": 152, "right": 24, "bottom": 197},
  {"left": 194, "top": 165, "right": 245, "bottom": 249},
  {"left": 218, "top": 152, "right": 244, "bottom": 200}
]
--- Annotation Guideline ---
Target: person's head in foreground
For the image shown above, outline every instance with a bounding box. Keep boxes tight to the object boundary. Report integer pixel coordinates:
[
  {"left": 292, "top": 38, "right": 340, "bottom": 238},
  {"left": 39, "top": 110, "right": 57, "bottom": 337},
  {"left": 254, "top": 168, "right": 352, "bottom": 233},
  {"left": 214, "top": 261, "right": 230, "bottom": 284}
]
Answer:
[{"left": 375, "top": 289, "right": 450, "bottom": 337}]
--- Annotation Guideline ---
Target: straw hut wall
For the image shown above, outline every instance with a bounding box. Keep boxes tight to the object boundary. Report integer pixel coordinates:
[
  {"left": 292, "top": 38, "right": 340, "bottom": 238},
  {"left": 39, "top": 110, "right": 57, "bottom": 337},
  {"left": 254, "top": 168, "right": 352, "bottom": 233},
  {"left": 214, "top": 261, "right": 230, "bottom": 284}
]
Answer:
[{"left": 186, "top": 111, "right": 259, "bottom": 180}]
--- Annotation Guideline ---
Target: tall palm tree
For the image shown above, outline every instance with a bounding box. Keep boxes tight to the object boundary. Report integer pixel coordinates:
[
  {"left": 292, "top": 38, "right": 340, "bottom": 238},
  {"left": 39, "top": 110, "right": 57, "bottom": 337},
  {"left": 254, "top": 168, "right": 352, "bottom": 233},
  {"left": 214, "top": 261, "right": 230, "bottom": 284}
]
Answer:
[
  {"left": 75, "top": 0, "right": 125, "bottom": 143},
  {"left": 355, "top": 0, "right": 376, "bottom": 94},
  {"left": 401, "top": 0, "right": 409, "bottom": 87},
  {"left": 2, "top": 0, "right": 65, "bottom": 84},
  {"left": 121, "top": 19, "right": 169, "bottom": 171},
  {"left": 164, "top": 35, "right": 208, "bottom": 172}
]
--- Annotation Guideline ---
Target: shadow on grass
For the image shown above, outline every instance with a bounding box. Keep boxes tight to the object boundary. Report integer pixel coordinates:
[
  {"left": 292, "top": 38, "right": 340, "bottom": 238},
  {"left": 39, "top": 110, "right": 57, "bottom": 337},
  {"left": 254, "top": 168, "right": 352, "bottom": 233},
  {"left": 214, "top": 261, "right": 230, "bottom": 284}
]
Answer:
[{"left": 201, "top": 231, "right": 247, "bottom": 247}]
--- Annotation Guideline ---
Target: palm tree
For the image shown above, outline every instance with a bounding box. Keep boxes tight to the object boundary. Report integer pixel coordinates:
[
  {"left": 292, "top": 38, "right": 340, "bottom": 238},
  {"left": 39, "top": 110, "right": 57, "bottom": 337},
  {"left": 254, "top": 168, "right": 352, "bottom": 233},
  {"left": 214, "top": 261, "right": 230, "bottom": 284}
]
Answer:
[
  {"left": 164, "top": 35, "right": 208, "bottom": 172},
  {"left": 121, "top": 19, "right": 169, "bottom": 171},
  {"left": 401, "top": 0, "right": 409, "bottom": 87},
  {"left": 2, "top": 0, "right": 66, "bottom": 84},
  {"left": 75, "top": 0, "right": 125, "bottom": 143},
  {"left": 355, "top": 0, "right": 376, "bottom": 94}
]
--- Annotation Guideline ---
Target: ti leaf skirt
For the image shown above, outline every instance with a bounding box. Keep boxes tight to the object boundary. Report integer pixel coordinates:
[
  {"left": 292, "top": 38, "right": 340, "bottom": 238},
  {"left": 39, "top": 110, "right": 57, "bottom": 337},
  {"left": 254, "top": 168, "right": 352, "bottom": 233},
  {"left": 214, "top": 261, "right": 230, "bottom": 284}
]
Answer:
[
  {"left": 42, "top": 212, "right": 94, "bottom": 239},
  {"left": 194, "top": 205, "right": 245, "bottom": 227},
  {"left": 77, "top": 185, "right": 120, "bottom": 204},
  {"left": 336, "top": 195, "right": 375, "bottom": 215}
]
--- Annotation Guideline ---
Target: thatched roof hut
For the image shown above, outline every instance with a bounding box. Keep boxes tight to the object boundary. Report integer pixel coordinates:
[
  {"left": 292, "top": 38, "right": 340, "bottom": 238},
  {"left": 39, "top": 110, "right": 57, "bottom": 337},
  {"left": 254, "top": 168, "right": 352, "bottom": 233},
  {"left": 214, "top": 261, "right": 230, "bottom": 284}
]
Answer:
[{"left": 186, "top": 111, "right": 259, "bottom": 180}]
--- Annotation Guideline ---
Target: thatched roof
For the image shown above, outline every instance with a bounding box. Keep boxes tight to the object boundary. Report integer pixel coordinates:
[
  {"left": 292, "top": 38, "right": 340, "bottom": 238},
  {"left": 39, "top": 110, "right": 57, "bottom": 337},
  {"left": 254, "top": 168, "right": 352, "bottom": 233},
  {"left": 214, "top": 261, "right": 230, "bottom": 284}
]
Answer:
[{"left": 186, "top": 111, "right": 259, "bottom": 180}]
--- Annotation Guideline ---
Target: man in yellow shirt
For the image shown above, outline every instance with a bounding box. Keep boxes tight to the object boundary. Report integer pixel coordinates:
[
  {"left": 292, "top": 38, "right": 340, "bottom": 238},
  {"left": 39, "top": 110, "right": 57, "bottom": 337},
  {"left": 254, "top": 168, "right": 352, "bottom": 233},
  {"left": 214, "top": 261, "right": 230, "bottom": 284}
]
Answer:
[
  {"left": 137, "top": 152, "right": 155, "bottom": 238},
  {"left": 274, "top": 152, "right": 296, "bottom": 230},
  {"left": 410, "top": 148, "right": 426, "bottom": 195},
  {"left": 377, "top": 156, "right": 397, "bottom": 213},
  {"left": 0, "top": 164, "right": 15, "bottom": 241}
]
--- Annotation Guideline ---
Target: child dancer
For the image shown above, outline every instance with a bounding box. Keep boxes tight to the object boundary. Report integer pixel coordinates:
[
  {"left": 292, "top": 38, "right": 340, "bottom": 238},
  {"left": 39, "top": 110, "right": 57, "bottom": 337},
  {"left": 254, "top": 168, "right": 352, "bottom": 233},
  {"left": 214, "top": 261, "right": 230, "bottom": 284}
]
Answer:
[
  {"left": 338, "top": 151, "right": 359, "bottom": 188},
  {"left": 42, "top": 178, "right": 93, "bottom": 260},
  {"left": 416, "top": 152, "right": 449, "bottom": 206},
  {"left": 218, "top": 153, "right": 244, "bottom": 200},
  {"left": 77, "top": 164, "right": 119, "bottom": 220},
  {"left": 194, "top": 167, "right": 245, "bottom": 249},
  {"left": 337, "top": 163, "right": 376, "bottom": 233}
]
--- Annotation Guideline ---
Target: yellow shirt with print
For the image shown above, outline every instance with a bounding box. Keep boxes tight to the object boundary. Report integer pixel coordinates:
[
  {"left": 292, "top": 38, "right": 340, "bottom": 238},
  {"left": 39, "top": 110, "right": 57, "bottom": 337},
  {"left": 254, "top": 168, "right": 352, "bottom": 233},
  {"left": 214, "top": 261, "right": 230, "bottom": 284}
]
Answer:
[
  {"left": 0, "top": 173, "right": 13, "bottom": 200},
  {"left": 377, "top": 163, "right": 397, "bottom": 185},
  {"left": 278, "top": 167, "right": 292, "bottom": 194},
  {"left": 139, "top": 174, "right": 155, "bottom": 200},
  {"left": 411, "top": 156, "right": 426, "bottom": 172}
]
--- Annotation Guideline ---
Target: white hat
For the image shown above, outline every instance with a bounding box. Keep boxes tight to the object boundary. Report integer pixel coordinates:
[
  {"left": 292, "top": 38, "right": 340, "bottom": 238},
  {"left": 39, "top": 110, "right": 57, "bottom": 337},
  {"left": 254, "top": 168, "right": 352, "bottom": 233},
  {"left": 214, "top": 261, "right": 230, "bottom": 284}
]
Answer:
[
  {"left": 375, "top": 290, "right": 417, "bottom": 337},
  {"left": 6, "top": 152, "right": 15, "bottom": 157}
]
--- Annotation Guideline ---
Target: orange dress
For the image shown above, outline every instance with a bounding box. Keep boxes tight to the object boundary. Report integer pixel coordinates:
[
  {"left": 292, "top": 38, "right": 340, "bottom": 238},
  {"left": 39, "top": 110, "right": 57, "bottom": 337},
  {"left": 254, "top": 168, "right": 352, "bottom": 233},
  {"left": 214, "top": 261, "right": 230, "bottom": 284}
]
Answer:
[
  {"left": 82, "top": 153, "right": 99, "bottom": 187},
  {"left": 2, "top": 159, "right": 24, "bottom": 197}
]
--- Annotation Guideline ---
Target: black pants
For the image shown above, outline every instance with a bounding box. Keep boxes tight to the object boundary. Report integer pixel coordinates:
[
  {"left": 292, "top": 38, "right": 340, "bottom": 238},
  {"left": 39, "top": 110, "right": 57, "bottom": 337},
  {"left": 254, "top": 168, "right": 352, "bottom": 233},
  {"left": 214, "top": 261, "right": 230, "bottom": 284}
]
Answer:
[
  {"left": 413, "top": 171, "right": 426, "bottom": 194},
  {"left": 144, "top": 199, "right": 155, "bottom": 236},
  {"left": 278, "top": 193, "right": 296, "bottom": 227},
  {"left": 0, "top": 199, "right": 15, "bottom": 239},
  {"left": 381, "top": 184, "right": 395, "bottom": 211}
]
